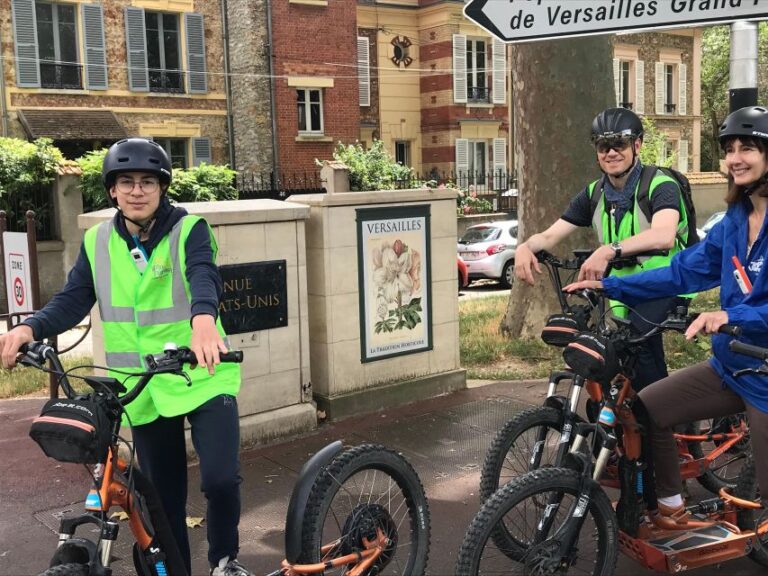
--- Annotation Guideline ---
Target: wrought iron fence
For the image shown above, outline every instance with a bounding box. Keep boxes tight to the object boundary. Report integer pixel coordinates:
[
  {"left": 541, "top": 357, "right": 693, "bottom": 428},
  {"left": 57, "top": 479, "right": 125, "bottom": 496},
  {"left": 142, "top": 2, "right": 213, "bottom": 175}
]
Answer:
[
  {"left": 0, "top": 185, "right": 57, "bottom": 241},
  {"left": 393, "top": 169, "right": 519, "bottom": 213},
  {"left": 149, "top": 69, "right": 185, "bottom": 94},
  {"left": 235, "top": 170, "right": 325, "bottom": 200}
]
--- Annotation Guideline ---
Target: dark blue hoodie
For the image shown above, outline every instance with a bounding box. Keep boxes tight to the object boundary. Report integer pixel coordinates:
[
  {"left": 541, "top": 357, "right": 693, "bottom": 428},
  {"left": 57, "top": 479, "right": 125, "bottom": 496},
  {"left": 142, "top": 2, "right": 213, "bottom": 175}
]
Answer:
[{"left": 23, "top": 197, "right": 221, "bottom": 339}]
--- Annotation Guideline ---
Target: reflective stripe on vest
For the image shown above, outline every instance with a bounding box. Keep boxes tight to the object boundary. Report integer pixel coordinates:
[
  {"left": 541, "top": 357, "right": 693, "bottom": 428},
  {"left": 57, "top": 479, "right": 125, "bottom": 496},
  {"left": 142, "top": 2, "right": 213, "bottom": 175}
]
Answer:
[{"left": 94, "top": 220, "right": 190, "bottom": 326}]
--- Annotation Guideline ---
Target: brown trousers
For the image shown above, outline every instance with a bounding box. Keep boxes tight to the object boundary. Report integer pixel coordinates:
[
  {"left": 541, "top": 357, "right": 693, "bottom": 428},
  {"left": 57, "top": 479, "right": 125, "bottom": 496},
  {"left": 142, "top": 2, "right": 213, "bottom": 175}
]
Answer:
[{"left": 638, "top": 361, "right": 768, "bottom": 500}]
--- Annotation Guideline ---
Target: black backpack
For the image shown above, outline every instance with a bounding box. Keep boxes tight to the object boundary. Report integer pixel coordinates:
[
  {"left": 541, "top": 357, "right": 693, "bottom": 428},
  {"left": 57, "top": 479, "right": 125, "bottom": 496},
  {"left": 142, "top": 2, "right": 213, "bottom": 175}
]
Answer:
[{"left": 589, "top": 165, "right": 699, "bottom": 248}]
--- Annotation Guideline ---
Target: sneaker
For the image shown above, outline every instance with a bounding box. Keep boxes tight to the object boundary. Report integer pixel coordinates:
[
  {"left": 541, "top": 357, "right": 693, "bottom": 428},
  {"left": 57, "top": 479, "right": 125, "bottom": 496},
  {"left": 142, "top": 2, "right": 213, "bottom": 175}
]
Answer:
[{"left": 210, "top": 556, "right": 255, "bottom": 576}]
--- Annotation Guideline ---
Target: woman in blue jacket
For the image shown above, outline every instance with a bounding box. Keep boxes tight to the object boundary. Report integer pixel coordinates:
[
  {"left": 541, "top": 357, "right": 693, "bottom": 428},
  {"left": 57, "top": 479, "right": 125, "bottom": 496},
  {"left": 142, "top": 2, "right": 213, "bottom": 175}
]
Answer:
[{"left": 565, "top": 105, "right": 768, "bottom": 527}]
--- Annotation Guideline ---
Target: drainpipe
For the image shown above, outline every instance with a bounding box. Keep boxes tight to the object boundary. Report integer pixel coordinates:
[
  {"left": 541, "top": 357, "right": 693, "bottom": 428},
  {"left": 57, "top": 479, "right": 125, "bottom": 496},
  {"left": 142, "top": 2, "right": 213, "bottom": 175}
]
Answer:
[
  {"left": 0, "top": 50, "right": 9, "bottom": 136},
  {"left": 729, "top": 22, "right": 758, "bottom": 113},
  {"left": 266, "top": 0, "right": 280, "bottom": 175},
  {"left": 221, "top": 0, "right": 236, "bottom": 167}
]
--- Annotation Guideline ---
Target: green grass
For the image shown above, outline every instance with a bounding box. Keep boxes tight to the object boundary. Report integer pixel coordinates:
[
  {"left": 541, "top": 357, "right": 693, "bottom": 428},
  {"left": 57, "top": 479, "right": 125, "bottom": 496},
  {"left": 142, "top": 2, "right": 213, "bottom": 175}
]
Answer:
[
  {"left": 0, "top": 354, "right": 94, "bottom": 399},
  {"left": 459, "top": 289, "right": 721, "bottom": 380}
]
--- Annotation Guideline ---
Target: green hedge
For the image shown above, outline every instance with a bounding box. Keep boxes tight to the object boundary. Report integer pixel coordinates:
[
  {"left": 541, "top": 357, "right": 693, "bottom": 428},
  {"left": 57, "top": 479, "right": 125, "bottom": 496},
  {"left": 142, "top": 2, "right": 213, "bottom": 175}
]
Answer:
[{"left": 77, "top": 148, "right": 237, "bottom": 211}]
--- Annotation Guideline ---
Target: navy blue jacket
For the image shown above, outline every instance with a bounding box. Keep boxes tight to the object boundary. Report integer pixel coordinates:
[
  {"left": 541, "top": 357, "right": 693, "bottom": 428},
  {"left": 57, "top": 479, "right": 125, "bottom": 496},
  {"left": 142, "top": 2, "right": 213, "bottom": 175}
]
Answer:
[
  {"left": 603, "top": 198, "right": 768, "bottom": 413},
  {"left": 23, "top": 198, "right": 221, "bottom": 340}
]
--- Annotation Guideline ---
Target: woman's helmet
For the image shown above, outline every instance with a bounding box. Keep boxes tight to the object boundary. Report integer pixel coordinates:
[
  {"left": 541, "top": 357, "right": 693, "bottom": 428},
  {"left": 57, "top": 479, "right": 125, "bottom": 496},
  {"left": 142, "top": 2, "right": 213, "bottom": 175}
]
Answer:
[
  {"left": 590, "top": 107, "right": 644, "bottom": 143},
  {"left": 718, "top": 106, "right": 768, "bottom": 146},
  {"left": 102, "top": 138, "right": 172, "bottom": 196}
]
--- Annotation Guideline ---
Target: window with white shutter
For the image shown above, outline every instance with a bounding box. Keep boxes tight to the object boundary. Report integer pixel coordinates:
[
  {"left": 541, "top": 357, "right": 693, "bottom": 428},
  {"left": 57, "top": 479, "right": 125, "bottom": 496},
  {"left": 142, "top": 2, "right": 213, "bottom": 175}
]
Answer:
[
  {"left": 635, "top": 60, "right": 645, "bottom": 115},
  {"left": 655, "top": 62, "right": 665, "bottom": 115},
  {"left": 493, "top": 138, "right": 507, "bottom": 189},
  {"left": 453, "top": 34, "right": 467, "bottom": 104},
  {"left": 185, "top": 13, "right": 207, "bottom": 94},
  {"left": 455, "top": 138, "right": 469, "bottom": 184},
  {"left": 492, "top": 39, "right": 506, "bottom": 105},
  {"left": 82, "top": 4, "right": 107, "bottom": 90},
  {"left": 678, "top": 63, "right": 687, "bottom": 116},
  {"left": 613, "top": 58, "right": 620, "bottom": 107},
  {"left": 11, "top": 0, "right": 40, "bottom": 87},
  {"left": 125, "top": 7, "right": 149, "bottom": 91},
  {"left": 678, "top": 139, "right": 689, "bottom": 173},
  {"left": 357, "top": 36, "right": 370, "bottom": 107}
]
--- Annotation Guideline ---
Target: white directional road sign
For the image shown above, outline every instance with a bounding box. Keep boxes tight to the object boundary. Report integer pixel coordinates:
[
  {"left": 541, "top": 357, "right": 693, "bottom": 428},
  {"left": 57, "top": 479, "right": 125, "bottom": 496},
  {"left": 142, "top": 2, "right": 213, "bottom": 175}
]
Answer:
[{"left": 464, "top": 0, "right": 768, "bottom": 44}]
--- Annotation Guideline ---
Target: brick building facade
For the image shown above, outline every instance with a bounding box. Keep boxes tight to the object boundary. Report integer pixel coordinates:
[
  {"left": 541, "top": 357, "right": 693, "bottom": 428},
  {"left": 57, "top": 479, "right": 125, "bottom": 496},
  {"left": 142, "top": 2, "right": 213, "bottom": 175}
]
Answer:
[
  {"left": 269, "top": 0, "right": 360, "bottom": 174},
  {"left": 3, "top": 0, "right": 229, "bottom": 168}
]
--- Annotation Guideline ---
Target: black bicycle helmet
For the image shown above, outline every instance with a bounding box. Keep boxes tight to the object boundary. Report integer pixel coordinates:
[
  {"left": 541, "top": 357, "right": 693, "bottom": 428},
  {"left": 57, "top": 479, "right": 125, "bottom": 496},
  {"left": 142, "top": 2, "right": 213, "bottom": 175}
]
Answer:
[
  {"left": 590, "top": 107, "right": 644, "bottom": 142},
  {"left": 718, "top": 106, "right": 768, "bottom": 146},
  {"left": 102, "top": 138, "right": 172, "bottom": 192}
]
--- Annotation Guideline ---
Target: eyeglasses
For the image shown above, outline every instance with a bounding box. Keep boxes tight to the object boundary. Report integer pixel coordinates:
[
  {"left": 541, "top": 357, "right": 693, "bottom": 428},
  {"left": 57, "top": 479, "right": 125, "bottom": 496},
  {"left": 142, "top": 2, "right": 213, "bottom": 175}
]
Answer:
[
  {"left": 115, "top": 177, "right": 160, "bottom": 194},
  {"left": 594, "top": 136, "right": 634, "bottom": 154}
]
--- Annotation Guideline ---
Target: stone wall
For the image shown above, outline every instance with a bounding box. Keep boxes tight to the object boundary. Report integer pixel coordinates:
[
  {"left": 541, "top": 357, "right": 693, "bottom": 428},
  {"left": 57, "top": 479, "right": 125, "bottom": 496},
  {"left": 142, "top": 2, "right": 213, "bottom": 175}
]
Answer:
[
  {"left": 2, "top": 0, "right": 230, "bottom": 163},
  {"left": 225, "top": 0, "right": 274, "bottom": 172}
]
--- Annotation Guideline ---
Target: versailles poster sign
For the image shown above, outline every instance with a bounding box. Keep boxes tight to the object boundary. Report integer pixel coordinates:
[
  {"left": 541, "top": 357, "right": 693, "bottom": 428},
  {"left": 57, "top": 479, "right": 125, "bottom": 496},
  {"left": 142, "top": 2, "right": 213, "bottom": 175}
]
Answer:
[{"left": 356, "top": 205, "right": 433, "bottom": 362}]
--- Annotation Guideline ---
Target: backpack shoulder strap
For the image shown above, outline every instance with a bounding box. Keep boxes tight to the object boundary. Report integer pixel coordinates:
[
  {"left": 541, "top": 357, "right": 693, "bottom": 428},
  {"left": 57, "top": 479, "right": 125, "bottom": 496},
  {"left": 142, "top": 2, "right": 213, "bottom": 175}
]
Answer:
[
  {"left": 636, "top": 165, "right": 658, "bottom": 224},
  {"left": 588, "top": 176, "right": 607, "bottom": 220}
]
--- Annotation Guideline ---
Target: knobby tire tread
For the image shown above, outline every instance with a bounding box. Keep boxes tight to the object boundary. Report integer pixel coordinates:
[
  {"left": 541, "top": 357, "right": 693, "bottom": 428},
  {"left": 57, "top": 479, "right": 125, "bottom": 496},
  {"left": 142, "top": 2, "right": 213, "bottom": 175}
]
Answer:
[
  {"left": 457, "top": 468, "right": 618, "bottom": 576},
  {"left": 298, "top": 443, "right": 430, "bottom": 574},
  {"left": 480, "top": 406, "right": 562, "bottom": 502},
  {"left": 39, "top": 563, "right": 89, "bottom": 576}
]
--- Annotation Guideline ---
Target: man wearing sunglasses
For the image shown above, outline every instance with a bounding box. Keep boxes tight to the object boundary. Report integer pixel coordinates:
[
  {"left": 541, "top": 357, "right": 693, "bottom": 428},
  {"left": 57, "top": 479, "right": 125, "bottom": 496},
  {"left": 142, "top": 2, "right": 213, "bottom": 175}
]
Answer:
[{"left": 514, "top": 107, "right": 692, "bottom": 392}]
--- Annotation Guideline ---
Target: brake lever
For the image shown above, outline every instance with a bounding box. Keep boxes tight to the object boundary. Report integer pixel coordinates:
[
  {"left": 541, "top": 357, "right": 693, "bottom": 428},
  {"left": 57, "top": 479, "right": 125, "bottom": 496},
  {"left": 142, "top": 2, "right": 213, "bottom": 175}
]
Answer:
[{"left": 733, "top": 367, "right": 768, "bottom": 378}]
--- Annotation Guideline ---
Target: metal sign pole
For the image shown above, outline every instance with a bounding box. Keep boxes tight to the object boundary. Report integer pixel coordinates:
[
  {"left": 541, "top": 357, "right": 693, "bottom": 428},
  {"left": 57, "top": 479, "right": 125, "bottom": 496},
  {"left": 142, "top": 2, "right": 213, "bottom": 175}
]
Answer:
[{"left": 730, "top": 21, "right": 759, "bottom": 112}]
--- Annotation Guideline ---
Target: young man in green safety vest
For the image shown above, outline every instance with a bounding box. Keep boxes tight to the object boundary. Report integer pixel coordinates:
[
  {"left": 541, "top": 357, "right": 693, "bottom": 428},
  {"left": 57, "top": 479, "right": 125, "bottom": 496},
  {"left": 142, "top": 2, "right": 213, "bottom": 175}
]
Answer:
[
  {"left": 514, "top": 107, "right": 691, "bottom": 391},
  {"left": 0, "top": 138, "right": 253, "bottom": 576}
]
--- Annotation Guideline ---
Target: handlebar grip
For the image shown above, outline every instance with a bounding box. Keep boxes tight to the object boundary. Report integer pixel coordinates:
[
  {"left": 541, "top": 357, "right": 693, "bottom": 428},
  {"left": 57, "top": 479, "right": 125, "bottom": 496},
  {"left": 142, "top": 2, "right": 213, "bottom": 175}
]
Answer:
[
  {"left": 718, "top": 324, "right": 742, "bottom": 337},
  {"left": 220, "top": 350, "right": 244, "bottom": 363},
  {"left": 729, "top": 340, "right": 768, "bottom": 360},
  {"left": 185, "top": 349, "right": 244, "bottom": 364}
]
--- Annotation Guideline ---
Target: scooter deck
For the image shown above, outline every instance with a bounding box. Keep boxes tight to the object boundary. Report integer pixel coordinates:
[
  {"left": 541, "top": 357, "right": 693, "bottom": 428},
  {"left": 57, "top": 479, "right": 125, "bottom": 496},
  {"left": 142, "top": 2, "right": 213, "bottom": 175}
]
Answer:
[{"left": 619, "top": 519, "right": 751, "bottom": 572}]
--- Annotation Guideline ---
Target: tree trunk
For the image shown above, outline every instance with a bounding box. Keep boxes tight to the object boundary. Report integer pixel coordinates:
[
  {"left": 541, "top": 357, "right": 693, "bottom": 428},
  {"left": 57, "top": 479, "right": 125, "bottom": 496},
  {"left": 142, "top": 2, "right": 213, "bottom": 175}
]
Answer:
[{"left": 502, "top": 37, "right": 615, "bottom": 338}]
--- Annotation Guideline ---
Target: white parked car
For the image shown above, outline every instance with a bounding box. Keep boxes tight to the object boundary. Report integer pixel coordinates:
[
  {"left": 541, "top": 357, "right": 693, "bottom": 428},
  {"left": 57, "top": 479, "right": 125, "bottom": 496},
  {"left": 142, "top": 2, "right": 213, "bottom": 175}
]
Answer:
[
  {"left": 457, "top": 220, "right": 518, "bottom": 288},
  {"left": 697, "top": 211, "right": 725, "bottom": 241}
]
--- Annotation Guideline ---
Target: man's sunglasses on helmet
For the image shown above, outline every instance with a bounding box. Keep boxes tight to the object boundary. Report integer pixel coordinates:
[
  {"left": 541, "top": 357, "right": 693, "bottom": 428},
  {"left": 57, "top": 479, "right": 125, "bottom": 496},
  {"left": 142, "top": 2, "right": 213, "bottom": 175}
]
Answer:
[{"left": 594, "top": 135, "right": 634, "bottom": 154}]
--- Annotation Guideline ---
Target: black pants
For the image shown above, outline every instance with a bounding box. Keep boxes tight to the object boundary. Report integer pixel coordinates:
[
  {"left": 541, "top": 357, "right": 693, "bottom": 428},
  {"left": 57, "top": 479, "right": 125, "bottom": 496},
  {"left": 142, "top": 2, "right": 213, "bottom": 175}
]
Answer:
[
  {"left": 627, "top": 296, "right": 684, "bottom": 391},
  {"left": 132, "top": 394, "right": 242, "bottom": 573}
]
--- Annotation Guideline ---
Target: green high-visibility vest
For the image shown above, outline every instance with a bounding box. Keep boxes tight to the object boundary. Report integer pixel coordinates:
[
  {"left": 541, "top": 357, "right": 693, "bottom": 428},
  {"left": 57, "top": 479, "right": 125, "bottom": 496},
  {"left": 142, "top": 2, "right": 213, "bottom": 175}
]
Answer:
[
  {"left": 84, "top": 215, "right": 240, "bottom": 425},
  {"left": 587, "top": 171, "right": 689, "bottom": 316}
]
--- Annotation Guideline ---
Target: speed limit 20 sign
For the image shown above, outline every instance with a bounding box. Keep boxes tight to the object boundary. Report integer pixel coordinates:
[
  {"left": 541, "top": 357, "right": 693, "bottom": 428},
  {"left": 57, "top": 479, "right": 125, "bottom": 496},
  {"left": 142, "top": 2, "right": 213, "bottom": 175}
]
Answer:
[{"left": 3, "top": 232, "right": 33, "bottom": 321}]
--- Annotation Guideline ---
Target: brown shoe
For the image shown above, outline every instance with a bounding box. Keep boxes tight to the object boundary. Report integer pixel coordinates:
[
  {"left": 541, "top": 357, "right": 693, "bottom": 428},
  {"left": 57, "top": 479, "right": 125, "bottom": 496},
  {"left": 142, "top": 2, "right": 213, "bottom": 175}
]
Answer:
[{"left": 650, "top": 502, "right": 713, "bottom": 530}]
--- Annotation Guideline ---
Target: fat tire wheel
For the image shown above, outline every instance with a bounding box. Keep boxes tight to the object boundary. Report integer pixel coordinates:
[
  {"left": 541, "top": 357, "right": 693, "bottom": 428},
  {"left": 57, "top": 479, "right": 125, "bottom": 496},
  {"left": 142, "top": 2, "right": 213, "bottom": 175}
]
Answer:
[
  {"left": 500, "top": 260, "right": 514, "bottom": 289},
  {"left": 456, "top": 468, "right": 618, "bottom": 576},
  {"left": 734, "top": 457, "right": 768, "bottom": 567},
  {"left": 38, "top": 564, "right": 89, "bottom": 576},
  {"left": 480, "top": 406, "right": 562, "bottom": 502},
  {"left": 686, "top": 415, "right": 750, "bottom": 494},
  {"left": 298, "top": 443, "right": 430, "bottom": 575}
]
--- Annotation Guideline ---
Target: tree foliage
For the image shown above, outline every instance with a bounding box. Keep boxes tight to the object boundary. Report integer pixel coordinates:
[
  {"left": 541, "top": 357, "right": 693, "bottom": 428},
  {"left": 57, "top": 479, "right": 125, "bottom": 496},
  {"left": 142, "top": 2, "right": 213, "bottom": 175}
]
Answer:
[
  {"left": 77, "top": 149, "right": 237, "bottom": 211},
  {"left": 638, "top": 116, "right": 674, "bottom": 168},
  {"left": 701, "top": 24, "right": 768, "bottom": 171},
  {"left": 0, "top": 137, "right": 63, "bottom": 197},
  {"left": 326, "top": 140, "right": 413, "bottom": 191}
]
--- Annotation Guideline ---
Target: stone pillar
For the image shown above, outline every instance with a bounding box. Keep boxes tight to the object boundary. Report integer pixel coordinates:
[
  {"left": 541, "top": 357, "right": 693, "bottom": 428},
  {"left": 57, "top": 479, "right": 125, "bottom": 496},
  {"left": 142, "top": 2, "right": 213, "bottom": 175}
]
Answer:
[
  {"left": 320, "top": 161, "right": 350, "bottom": 194},
  {"left": 293, "top": 187, "right": 466, "bottom": 420},
  {"left": 78, "top": 199, "right": 316, "bottom": 446}
]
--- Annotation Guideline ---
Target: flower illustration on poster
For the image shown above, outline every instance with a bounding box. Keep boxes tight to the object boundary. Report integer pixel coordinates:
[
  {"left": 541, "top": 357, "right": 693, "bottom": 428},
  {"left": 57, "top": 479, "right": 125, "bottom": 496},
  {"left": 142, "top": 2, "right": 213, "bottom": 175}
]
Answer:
[
  {"left": 357, "top": 205, "right": 432, "bottom": 362},
  {"left": 371, "top": 238, "right": 422, "bottom": 333}
]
